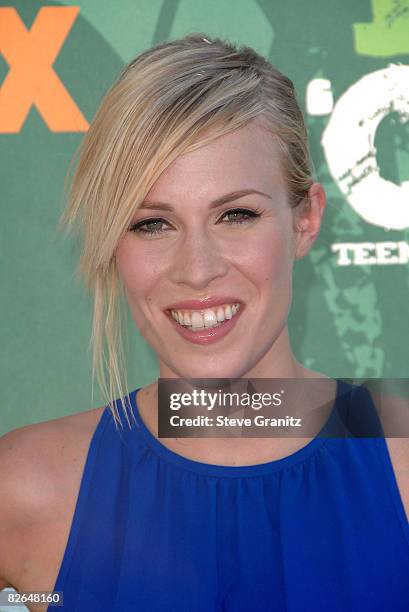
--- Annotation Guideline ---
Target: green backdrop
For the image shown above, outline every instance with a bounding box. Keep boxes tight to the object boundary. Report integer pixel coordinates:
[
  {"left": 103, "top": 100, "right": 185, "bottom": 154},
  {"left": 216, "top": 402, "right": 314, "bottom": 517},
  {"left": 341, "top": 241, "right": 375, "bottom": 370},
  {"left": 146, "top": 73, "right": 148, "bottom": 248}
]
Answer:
[{"left": 1, "top": 0, "right": 409, "bottom": 435}]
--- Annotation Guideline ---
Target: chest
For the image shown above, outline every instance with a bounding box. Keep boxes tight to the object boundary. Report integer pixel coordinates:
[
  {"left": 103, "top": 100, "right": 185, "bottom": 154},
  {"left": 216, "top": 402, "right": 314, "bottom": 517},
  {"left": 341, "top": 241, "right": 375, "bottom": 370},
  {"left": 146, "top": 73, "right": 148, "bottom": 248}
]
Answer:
[{"left": 13, "top": 439, "right": 409, "bottom": 611}]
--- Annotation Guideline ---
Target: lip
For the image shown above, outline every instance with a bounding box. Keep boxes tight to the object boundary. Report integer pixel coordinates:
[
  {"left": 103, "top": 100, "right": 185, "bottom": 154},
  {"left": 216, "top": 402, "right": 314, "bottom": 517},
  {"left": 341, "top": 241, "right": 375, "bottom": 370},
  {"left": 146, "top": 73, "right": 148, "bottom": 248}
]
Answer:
[
  {"left": 164, "top": 304, "right": 245, "bottom": 345},
  {"left": 165, "top": 296, "right": 243, "bottom": 311}
]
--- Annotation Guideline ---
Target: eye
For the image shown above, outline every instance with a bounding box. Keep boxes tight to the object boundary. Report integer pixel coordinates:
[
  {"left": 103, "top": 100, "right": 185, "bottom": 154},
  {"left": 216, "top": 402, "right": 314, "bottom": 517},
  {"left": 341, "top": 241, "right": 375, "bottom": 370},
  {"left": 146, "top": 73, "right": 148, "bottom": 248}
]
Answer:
[
  {"left": 128, "top": 207, "right": 261, "bottom": 237},
  {"left": 220, "top": 207, "right": 261, "bottom": 225},
  {"left": 128, "top": 217, "right": 169, "bottom": 236}
]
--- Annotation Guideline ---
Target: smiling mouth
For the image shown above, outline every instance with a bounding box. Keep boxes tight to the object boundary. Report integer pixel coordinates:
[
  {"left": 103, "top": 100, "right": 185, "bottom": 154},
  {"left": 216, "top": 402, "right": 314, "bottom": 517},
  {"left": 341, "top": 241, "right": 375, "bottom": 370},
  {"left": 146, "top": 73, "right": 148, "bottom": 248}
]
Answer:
[{"left": 166, "top": 303, "right": 242, "bottom": 332}]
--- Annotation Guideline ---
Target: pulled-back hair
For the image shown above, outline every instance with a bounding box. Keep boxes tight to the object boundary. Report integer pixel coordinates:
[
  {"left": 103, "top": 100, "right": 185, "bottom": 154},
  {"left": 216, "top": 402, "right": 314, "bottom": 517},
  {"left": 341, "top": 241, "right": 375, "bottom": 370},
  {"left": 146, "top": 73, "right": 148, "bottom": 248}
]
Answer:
[{"left": 59, "top": 33, "right": 314, "bottom": 427}]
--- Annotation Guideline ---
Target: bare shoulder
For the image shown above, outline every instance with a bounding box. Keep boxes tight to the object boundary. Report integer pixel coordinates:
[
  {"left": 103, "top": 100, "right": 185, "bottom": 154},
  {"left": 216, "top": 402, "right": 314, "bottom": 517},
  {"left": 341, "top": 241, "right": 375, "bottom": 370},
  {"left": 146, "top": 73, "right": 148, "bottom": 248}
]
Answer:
[
  {"left": 0, "top": 405, "right": 105, "bottom": 590},
  {"left": 384, "top": 438, "right": 409, "bottom": 523},
  {"left": 0, "top": 405, "right": 105, "bottom": 505},
  {"left": 367, "top": 387, "right": 409, "bottom": 520}
]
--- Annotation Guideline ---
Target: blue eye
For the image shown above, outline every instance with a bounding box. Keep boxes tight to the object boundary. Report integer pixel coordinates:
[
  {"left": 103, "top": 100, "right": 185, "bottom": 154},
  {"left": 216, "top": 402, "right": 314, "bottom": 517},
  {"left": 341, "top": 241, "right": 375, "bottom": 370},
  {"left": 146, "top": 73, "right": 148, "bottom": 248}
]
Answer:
[{"left": 128, "top": 208, "right": 261, "bottom": 237}]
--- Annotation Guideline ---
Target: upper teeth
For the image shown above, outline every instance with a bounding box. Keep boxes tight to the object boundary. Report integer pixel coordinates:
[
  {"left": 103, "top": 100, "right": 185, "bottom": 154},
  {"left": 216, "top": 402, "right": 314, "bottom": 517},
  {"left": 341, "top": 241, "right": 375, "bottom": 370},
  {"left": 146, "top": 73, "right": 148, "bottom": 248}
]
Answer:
[{"left": 170, "top": 303, "right": 241, "bottom": 330}]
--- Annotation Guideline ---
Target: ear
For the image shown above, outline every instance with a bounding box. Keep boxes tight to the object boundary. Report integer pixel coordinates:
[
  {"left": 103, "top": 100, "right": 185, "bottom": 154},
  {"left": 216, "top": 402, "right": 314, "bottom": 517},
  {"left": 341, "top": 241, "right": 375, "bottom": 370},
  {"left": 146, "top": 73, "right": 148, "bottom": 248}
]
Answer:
[{"left": 293, "top": 182, "right": 326, "bottom": 260}]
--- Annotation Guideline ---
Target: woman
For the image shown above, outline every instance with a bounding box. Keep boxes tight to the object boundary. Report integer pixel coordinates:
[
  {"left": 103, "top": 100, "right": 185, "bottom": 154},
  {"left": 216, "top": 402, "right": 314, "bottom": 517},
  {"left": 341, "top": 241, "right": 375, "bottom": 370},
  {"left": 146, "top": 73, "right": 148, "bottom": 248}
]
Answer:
[{"left": 0, "top": 34, "right": 408, "bottom": 611}]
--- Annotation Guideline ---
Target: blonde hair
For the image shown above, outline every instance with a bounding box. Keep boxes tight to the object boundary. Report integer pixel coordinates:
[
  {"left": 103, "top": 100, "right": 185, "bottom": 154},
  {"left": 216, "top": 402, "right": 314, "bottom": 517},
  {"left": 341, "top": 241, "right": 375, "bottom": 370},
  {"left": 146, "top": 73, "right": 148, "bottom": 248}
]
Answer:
[{"left": 58, "top": 33, "right": 314, "bottom": 428}]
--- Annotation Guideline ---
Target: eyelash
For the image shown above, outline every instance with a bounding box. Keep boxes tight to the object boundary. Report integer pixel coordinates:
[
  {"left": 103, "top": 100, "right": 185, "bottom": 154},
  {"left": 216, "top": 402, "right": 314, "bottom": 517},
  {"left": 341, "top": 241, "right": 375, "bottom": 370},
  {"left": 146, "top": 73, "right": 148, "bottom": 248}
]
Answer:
[{"left": 128, "top": 207, "right": 261, "bottom": 237}]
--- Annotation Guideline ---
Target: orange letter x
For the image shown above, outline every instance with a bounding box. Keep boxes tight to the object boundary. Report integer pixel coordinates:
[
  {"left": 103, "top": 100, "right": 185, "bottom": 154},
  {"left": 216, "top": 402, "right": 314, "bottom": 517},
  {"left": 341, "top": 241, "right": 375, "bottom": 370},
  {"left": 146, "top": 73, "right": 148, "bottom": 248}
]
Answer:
[{"left": 0, "top": 6, "right": 88, "bottom": 133}]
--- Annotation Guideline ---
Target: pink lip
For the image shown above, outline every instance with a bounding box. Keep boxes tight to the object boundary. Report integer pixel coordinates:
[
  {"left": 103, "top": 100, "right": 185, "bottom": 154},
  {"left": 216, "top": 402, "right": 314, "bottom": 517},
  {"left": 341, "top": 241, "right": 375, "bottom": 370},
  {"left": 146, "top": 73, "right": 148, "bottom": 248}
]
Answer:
[
  {"left": 165, "top": 296, "right": 243, "bottom": 310},
  {"left": 164, "top": 305, "right": 244, "bottom": 345}
]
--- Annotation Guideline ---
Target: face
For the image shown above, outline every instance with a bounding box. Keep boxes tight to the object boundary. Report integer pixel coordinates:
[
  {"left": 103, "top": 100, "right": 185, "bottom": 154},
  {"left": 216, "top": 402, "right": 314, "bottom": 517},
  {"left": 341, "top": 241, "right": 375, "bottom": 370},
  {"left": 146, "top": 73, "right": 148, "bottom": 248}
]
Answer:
[{"left": 115, "top": 119, "right": 323, "bottom": 379}]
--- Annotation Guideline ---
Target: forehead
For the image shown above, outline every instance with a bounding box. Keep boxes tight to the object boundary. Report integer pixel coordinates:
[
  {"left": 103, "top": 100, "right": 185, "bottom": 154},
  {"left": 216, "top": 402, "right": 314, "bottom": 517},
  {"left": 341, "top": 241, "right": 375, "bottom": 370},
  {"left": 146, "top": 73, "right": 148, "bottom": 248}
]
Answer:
[{"left": 146, "top": 120, "right": 286, "bottom": 204}]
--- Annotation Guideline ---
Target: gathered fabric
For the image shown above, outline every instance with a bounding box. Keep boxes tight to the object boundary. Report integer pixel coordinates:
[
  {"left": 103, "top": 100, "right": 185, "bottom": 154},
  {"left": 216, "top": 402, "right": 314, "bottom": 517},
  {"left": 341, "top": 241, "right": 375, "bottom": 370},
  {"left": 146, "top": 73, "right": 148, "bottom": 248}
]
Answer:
[{"left": 51, "top": 380, "right": 409, "bottom": 611}]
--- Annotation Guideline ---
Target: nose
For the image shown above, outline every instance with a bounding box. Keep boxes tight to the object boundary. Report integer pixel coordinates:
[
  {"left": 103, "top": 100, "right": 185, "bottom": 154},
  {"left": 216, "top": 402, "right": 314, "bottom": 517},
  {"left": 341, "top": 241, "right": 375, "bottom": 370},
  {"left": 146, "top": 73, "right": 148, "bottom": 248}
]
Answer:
[{"left": 168, "top": 228, "right": 230, "bottom": 289}]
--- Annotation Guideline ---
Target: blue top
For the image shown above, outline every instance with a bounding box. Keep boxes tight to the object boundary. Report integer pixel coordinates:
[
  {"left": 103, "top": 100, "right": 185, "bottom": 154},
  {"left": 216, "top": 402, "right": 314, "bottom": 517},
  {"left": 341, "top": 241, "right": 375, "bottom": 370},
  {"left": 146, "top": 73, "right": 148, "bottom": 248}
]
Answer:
[{"left": 51, "top": 379, "right": 409, "bottom": 611}]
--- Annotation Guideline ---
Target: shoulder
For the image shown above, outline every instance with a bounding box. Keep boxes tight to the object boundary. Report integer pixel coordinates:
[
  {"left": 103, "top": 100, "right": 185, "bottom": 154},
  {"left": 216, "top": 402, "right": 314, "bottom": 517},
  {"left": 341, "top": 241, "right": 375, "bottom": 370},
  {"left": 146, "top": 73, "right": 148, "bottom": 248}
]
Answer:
[
  {"left": 365, "top": 387, "right": 409, "bottom": 520},
  {"left": 0, "top": 406, "right": 105, "bottom": 589},
  {"left": 384, "top": 437, "right": 409, "bottom": 521},
  {"left": 0, "top": 406, "right": 106, "bottom": 501}
]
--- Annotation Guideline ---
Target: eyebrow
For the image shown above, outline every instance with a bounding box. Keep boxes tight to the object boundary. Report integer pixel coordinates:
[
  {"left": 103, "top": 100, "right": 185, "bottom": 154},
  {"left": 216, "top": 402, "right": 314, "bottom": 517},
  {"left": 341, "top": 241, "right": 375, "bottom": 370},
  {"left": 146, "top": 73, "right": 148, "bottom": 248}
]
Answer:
[{"left": 139, "top": 189, "right": 272, "bottom": 211}]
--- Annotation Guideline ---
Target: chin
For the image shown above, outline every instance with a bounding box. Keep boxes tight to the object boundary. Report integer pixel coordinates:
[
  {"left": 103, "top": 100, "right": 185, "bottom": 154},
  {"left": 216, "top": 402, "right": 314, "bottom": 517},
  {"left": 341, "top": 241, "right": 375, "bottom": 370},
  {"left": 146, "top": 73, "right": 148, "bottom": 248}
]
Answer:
[{"left": 170, "top": 359, "right": 247, "bottom": 381}]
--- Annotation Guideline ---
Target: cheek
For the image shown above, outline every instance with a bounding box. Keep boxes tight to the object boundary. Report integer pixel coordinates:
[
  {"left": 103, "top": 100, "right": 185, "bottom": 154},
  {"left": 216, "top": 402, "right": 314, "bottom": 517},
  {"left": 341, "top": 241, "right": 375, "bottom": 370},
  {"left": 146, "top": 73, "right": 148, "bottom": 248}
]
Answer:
[
  {"left": 241, "top": 226, "right": 294, "bottom": 285},
  {"left": 115, "top": 239, "right": 159, "bottom": 300}
]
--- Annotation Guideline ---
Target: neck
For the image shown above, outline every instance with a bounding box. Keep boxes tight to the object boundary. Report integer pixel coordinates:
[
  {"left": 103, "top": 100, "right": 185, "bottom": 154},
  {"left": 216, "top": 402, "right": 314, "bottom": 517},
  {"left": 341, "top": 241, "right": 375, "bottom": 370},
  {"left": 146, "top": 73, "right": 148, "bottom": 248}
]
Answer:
[{"left": 136, "top": 325, "right": 333, "bottom": 464}]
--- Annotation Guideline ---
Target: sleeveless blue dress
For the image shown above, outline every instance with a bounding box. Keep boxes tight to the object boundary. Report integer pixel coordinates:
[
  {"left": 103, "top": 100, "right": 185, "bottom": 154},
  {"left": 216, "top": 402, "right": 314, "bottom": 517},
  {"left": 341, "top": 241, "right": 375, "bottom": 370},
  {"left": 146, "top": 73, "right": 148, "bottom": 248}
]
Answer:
[{"left": 51, "top": 379, "right": 409, "bottom": 611}]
